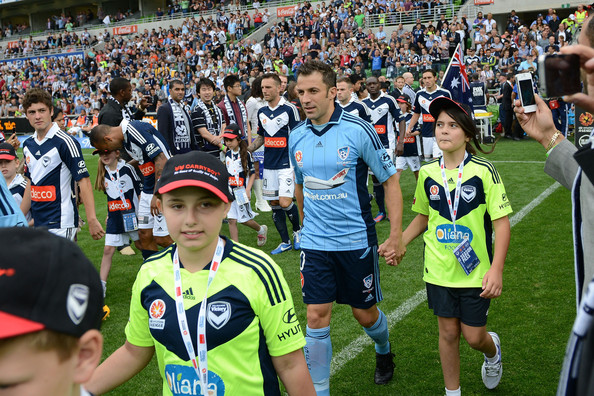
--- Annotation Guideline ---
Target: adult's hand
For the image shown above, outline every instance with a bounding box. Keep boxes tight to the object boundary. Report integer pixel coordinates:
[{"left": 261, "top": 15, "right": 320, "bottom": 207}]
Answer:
[{"left": 513, "top": 95, "right": 560, "bottom": 149}]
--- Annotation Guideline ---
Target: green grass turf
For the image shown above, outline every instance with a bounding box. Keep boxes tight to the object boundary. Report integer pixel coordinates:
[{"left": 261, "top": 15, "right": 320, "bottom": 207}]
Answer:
[{"left": 74, "top": 136, "right": 575, "bottom": 395}]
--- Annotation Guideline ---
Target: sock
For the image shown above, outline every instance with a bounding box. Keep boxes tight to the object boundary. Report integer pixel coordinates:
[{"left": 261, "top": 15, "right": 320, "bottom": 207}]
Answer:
[
  {"left": 486, "top": 342, "right": 500, "bottom": 363},
  {"left": 304, "top": 326, "right": 332, "bottom": 396},
  {"left": 282, "top": 202, "right": 301, "bottom": 232},
  {"left": 363, "top": 308, "right": 390, "bottom": 354},
  {"left": 445, "top": 386, "right": 461, "bottom": 396},
  {"left": 373, "top": 183, "right": 386, "bottom": 214},
  {"left": 271, "top": 206, "right": 290, "bottom": 243},
  {"left": 141, "top": 249, "right": 158, "bottom": 260},
  {"left": 101, "top": 280, "right": 107, "bottom": 299}
]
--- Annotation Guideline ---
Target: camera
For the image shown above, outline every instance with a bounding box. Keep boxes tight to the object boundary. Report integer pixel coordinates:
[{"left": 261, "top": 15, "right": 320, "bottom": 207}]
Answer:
[{"left": 538, "top": 54, "right": 581, "bottom": 98}]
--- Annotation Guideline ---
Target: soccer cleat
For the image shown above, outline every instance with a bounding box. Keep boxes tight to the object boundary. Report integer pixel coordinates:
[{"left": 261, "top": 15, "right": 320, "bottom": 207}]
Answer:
[
  {"left": 374, "top": 349, "right": 395, "bottom": 385},
  {"left": 119, "top": 245, "right": 136, "bottom": 255},
  {"left": 374, "top": 212, "right": 386, "bottom": 223},
  {"left": 257, "top": 225, "right": 268, "bottom": 247},
  {"left": 293, "top": 230, "right": 301, "bottom": 250},
  {"left": 102, "top": 305, "right": 111, "bottom": 321},
  {"left": 271, "top": 242, "right": 292, "bottom": 255},
  {"left": 482, "top": 332, "right": 502, "bottom": 389}
]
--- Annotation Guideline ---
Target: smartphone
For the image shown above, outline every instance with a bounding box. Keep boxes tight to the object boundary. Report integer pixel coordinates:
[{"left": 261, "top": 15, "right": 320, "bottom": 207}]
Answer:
[
  {"left": 538, "top": 54, "right": 581, "bottom": 97},
  {"left": 516, "top": 72, "right": 537, "bottom": 113}
]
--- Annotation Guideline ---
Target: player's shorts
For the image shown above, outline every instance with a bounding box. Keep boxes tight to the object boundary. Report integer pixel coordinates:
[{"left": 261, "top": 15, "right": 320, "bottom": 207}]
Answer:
[
  {"left": 395, "top": 155, "right": 421, "bottom": 172},
  {"left": 48, "top": 227, "right": 77, "bottom": 241},
  {"left": 138, "top": 192, "right": 169, "bottom": 237},
  {"left": 262, "top": 167, "right": 294, "bottom": 200},
  {"left": 105, "top": 231, "right": 139, "bottom": 247},
  {"left": 426, "top": 282, "right": 490, "bottom": 327},
  {"left": 227, "top": 201, "right": 255, "bottom": 223},
  {"left": 422, "top": 137, "right": 435, "bottom": 158},
  {"left": 300, "top": 246, "right": 382, "bottom": 309}
]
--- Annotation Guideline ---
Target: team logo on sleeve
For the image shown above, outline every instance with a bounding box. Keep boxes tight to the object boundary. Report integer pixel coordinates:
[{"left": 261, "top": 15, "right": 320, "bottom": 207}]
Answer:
[
  {"left": 461, "top": 185, "right": 476, "bottom": 203},
  {"left": 337, "top": 146, "right": 350, "bottom": 161},
  {"left": 207, "top": 301, "right": 231, "bottom": 329},
  {"left": 149, "top": 299, "right": 166, "bottom": 330},
  {"left": 430, "top": 185, "right": 440, "bottom": 200}
]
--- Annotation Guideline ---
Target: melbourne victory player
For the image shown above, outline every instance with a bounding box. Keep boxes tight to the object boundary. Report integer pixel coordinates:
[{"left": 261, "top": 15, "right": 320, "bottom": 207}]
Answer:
[
  {"left": 21, "top": 88, "right": 104, "bottom": 241},
  {"left": 290, "top": 60, "right": 406, "bottom": 394},
  {"left": 248, "top": 73, "right": 302, "bottom": 255},
  {"left": 363, "top": 76, "right": 406, "bottom": 223},
  {"left": 407, "top": 69, "right": 451, "bottom": 161},
  {"left": 336, "top": 77, "right": 372, "bottom": 122}
]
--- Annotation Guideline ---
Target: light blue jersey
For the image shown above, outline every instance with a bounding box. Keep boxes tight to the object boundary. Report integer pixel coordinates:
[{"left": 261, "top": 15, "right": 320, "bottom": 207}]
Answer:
[{"left": 289, "top": 105, "right": 396, "bottom": 251}]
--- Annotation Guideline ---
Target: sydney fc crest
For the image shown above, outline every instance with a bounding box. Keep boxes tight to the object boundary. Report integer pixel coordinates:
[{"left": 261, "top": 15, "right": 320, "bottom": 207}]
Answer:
[{"left": 337, "top": 146, "right": 350, "bottom": 161}]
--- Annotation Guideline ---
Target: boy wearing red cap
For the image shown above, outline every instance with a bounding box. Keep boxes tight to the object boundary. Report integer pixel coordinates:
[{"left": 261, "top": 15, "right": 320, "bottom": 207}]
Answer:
[{"left": 86, "top": 151, "right": 314, "bottom": 396}]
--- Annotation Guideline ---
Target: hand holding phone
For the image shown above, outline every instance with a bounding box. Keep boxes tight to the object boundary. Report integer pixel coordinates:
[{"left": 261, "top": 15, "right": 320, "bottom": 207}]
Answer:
[{"left": 516, "top": 72, "right": 537, "bottom": 113}]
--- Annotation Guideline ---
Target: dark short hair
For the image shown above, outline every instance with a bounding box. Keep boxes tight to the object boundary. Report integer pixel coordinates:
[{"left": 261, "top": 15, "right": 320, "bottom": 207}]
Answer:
[
  {"left": 169, "top": 79, "right": 184, "bottom": 88},
  {"left": 223, "top": 75, "right": 241, "bottom": 90},
  {"left": 337, "top": 76, "right": 352, "bottom": 85},
  {"left": 22, "top": 88, "right": 53, "bottom": 111},
  {"left": 422, "top": 69, "right": 437, "bottom": 77},
  {"left": 261, "top": 73, "right": 281, "bottom": 85},
  {"left": 197, "top": 78, "right": 215, "bottom": 91},
  {"left": 297, "top": 60, "right": 336, "bottom": 89},
  {"left": 109, "top": 77, "right": 130, "bottom": 96}
]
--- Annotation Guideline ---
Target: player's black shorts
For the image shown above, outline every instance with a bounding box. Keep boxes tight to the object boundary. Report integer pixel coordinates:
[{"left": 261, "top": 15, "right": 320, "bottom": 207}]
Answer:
[
  {"left": 300, "top": 246, "right": 382, "bottom": 309},
  {"left": 426, "top": 282, "right": 490, "bottom": 327}
]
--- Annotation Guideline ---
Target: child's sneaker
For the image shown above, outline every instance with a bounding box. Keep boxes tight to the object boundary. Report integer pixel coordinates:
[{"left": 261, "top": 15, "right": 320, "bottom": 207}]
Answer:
[
  {"left": 482, "top": 332, "right": 502, "bottom": 389},
  {"left": 257, "top": 225, "right": 268, "bottom": 247},
  {"left": 271, "top": 242, "right": 292, "bottom": 255}
]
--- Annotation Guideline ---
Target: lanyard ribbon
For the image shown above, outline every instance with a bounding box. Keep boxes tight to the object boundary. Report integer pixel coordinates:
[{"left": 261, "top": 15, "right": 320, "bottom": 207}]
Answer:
[
  {"left": 439, "top": 152, "right": 467, "bottom": 234},
  {"left": 105, "top": 165, "right": 128, "bottom": 207},
  {"left": 172, "top": 237, "right": 225, "bottom": 394}
]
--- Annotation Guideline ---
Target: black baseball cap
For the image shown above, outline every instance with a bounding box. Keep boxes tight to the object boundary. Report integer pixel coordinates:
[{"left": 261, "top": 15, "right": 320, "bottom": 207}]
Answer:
[
  {"left": 222, "top": 123, "right": 241, "bottom": 140},
  {"left": 156, "top": 151, "right": 234, "bottom": 203},
  {"left": 396, "top": 94, "right": 411, "bottom": 104},
  {"left": 0, "top": 228, "right": 103, "bottom": 339},
  {"left": 0, "top": 142, "right": 16, "bottom": 160},
  {"left": 92, "top": 148, "right": 112, "bottom": 155},
  {"left": 429, "top": 97, "right": 471, "bottom": 121}
]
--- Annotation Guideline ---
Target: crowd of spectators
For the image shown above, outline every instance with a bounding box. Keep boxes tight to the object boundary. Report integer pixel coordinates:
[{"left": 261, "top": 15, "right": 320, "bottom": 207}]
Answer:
[{"left": 0, "top": 0, "right": 587, "bottom": 132}]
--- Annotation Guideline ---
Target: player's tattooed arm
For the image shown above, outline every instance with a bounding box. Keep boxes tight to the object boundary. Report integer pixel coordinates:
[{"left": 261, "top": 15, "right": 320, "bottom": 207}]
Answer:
[{"left": 248, "top": 135, "right": 264, "bottom": 152}]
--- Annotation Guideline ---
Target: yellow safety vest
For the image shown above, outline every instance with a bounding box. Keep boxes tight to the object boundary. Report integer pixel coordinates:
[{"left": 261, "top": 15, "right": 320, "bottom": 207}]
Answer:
[{"left": 575, "top": 10, "right": 588, "bottom": 24}]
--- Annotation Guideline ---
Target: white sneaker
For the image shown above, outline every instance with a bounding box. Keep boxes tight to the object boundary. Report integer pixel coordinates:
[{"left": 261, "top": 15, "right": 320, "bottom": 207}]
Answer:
[
  {"left": 482, "top": 332, "right": 502, "bottom": 389},
  {"left": 257, "top": 225, "right": 268, "bottom": 247}
]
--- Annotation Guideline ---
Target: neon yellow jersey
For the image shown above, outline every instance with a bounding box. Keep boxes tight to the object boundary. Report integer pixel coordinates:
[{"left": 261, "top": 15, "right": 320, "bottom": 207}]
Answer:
[
  {"left": 411, "top": 154, "right": 512, "bottom": 288},
  {"left": 125, "top": 238, "right": 305, "bottom": 396}
]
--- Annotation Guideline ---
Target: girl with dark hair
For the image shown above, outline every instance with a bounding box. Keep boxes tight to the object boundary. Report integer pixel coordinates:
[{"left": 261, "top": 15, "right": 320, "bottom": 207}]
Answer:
[{"left": 403, "top": 97, "right": 511, "bottom": 396}]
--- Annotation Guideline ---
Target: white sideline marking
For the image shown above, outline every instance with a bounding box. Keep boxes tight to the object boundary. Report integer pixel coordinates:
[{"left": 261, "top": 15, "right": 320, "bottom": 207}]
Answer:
[
  {"left": 329, "top": 181, "right": 561, "bottom": 376},
  {"left": 491, "top": 160, "right": 545, "bottom": 164}
]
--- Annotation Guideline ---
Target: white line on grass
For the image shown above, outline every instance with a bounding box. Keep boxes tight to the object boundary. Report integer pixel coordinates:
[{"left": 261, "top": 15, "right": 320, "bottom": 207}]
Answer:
[
  {"left": 491, "top": 160, "right": 546, "bottom": 164},
  {"left": 329, "top": 181, "right": 561, "bottom": 376}
]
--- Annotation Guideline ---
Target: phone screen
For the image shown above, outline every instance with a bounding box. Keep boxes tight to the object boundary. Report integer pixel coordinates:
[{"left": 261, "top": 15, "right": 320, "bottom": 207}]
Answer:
[
  {"left": 545, "top": 54, "right": 581, "bottom": 97},
  {"left": 519, "top": 78, "right": 535, "bottom": 107}
]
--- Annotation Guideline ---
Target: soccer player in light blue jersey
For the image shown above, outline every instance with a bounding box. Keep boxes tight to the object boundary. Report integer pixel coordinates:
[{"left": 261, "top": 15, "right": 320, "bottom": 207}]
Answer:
[{"left": 289, "top": 60, "right": 406, "bottom": 394}]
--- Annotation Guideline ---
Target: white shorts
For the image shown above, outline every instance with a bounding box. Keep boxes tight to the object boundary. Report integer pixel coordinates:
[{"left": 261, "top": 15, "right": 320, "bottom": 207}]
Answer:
[
  {"left": 262, "top": 168, "right": 295, "bottom": 200},
  {"left": 48, "top": 227, "right": 77, "bottom": 241},
  {"left": 105, "top": 231, "right": 139, "bottom": 247},
  {"left": 395, "top": 155, "right": 421, "bottom": 172},
  {"left": 422, "top": 137, "right": 435, "bottom": 158},
  {"left": 137, "top": 192, "right": 169, "bottom": 237},
  {"left": 227, "top": 201, "right": 255, "bottom": 223}
]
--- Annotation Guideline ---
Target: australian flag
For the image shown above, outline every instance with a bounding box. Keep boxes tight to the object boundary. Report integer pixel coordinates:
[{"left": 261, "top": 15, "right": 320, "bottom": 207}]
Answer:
[{"left": 442, "top": 44, "right": 473, "bottom": 107}]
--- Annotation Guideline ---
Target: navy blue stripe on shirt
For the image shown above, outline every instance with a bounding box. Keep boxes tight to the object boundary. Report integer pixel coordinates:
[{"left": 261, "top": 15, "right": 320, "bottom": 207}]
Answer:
[
  {"left": 0, "top": 186, "right": 15, "bottom": 216},
  {"left": 343, "top": 113, "right": 382, "bottom": 151},
  {"left": 230, "top": 246, "right": 287, "bottom": 306},
  {"left": 470, "top": 157, "right": 500, "bottom": 184}
]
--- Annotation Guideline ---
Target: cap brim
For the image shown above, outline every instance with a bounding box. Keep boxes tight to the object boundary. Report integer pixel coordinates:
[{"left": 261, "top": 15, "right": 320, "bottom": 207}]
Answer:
[
  {"left": 222, "top": 132, "right": 240, "bottom": 139},
  {"left": 396, "top": 99, "right": 409, "bottom": 103},
  {"left": 0, "top": 311, "right": 45, "bottom": 339},
  {"left": 429, "top": 97, "right": 469, "bottom": 121},
  {"left": 158, "top": 180, "right": 230, "bottom": 203},
  {"left": 0, "top": 154, "right": 16, "bottom": 160}
]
